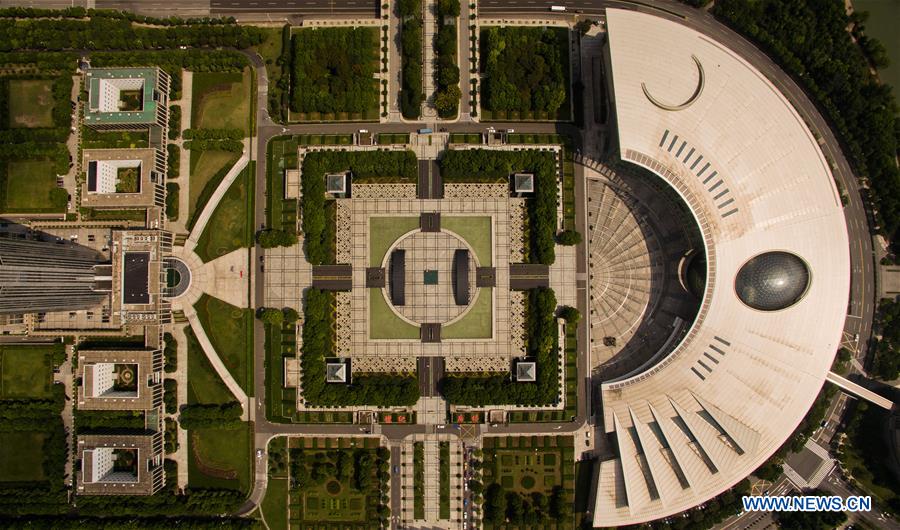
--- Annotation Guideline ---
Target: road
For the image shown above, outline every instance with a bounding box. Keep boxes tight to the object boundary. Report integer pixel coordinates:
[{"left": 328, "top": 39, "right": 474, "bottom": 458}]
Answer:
[{"left": 6, "top": 0, "right": 378, "bottom": 17}]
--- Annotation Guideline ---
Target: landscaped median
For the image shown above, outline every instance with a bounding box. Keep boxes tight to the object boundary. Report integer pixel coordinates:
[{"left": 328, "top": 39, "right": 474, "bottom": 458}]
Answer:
[
  {"left": 434, "top": 0, "right": 461, "bottom": 118},
  {"left": 399, "top": 0, "right": 425, "bottom": 119}
]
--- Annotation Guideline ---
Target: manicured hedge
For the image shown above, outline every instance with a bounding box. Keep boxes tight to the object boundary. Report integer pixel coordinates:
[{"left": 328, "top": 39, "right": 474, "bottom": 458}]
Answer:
[
  {"left": 442, "top": 287, "right": 559, "bottom": 406},
  {"left": 399, "top": 0, "right": 424, "bottom": 119},
  {"left": 301, "top": 289, "right": 419, "bottom": 407},
  {"left": 301, "top": 149, "right": 417, "bottom": 265},
  {"left": 440, "top": 149, "right": 557, "bottom": 264}
]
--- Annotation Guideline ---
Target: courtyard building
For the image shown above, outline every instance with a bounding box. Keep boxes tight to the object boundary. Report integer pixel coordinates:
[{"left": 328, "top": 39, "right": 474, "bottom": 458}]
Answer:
[
  {"left": 76, "top": 433, "right": 164, "bottom": 496},
  {"left": 76, "top": 349, "right": 163, "bottom": 411},
  {"left": 82, "top": 148, "right": 167, "bottom": 211},
  {"left": 84, "top": 67, "right": 170, "bottom": 134}
]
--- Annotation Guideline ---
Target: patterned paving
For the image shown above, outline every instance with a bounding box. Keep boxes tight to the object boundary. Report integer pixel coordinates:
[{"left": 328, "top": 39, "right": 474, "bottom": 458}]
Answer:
[{"left": 391, "top": 231, "right": 478, "bottom": 324}]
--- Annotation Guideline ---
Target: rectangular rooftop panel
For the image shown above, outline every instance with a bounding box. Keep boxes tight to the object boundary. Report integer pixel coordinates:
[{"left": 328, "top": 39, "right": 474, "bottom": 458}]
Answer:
[
  {"left": 390, "top": 250, "right": 406, "bottom": 306},
  {"left": 123, "top": 252, "right": 150, "bottom": 305}
]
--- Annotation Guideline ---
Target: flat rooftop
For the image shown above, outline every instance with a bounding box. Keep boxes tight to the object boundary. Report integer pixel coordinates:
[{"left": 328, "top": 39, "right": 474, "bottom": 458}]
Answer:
[{"left": 123, "top": 251, "right": 150, "bottom": 305}]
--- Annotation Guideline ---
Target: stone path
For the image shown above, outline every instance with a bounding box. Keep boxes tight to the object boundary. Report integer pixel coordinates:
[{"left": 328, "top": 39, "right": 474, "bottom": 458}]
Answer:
[
  {"left": 184, "top": 306, "right": 250, "bottom": 419},
  {"left": 167, "top": 70, "right": 193, "bottom": 236},
  {"left": 184, "top": 148, "right": 250, "bottom": 254},
  {"left": 170, "top": 322, "right": 191, "bottom": 490}
]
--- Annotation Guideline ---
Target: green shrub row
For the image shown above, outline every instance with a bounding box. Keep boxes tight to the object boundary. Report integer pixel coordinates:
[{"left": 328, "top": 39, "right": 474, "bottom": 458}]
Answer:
[
  {"left": 442, "top": 288, "right": 558, "bottom": 406},
  {"left": 301, "top": 289, "right": 419, "bottom": 407},
  {"left": 399, "top": 0, "right": 424, "bottom": 119},
  {"left": 301, "top": 149, "right": 417, "bottom": 265},
  {"left": 440, "top": 149, "right": 557, "bottom": 264}
]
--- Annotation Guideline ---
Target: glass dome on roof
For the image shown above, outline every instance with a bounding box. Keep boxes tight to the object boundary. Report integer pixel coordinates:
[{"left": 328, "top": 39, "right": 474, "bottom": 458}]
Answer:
[{"left": 734, "top": 252, "right": 810, "bottom": 311}]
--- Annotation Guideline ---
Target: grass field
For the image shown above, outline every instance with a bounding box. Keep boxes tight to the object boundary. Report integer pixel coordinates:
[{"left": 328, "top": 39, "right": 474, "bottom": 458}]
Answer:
[
  {"left": 369, "top": 216, "right": 420, "bottom": 267},
  {"left": 442, "top": 216, "right": 492, "bottom": 266},
  {"left": 0, "top": 432, "right": 47, "bottom": 483},
  {"left": 191, "top": 69, "right": 252, "bottom": 135},
  {"left": 369, "top": 289, "right": 419, "bottom": 340},
  {"left": 0, "top": 160, "right": 64, "bottom": 213},
  {"left": 8, "top": 79, "right": 54, "bottom": 128},
  {"left": 186, "top": 326, "right": 237, "bottom": 405},
  {"left": 195, "top": 162, "right": 254, "bottom": 263},
  {"left": 188, "top": 422, "right": 252, "bottom": 493},
  {"left": 0, "top": 345, "right": 54, "bottom": 399},
  {"left": 194, "top": 294, "right": 254, "bottom": 396},
  {"left": 442, "top": 287, "right": 492, "bottom": 339},
  {"left": 261, "top": 476, "right": 289, "bottom": 530},
  {"left": 188, "top": 150, "right": 241, "bottom": 225}
]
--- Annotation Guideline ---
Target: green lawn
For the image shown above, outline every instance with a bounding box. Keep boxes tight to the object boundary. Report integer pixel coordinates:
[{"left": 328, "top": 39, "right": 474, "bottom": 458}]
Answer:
[
  {"left": 369, "top": 216, "right": 420, "bottom": 267},
  {"left": 0, "top": 160, "right": 64, "bottom": 213},
  {"left": 188, "top": 149, "right": 241, "bottom": 226},
  {"left": 8, "top": 79, "right": 54, "bottom": 128},
  {"left": 442, "top": 216, "right": 492, "bottom": 266},
  {"left": 186, "top": 325, "right": 237, "bottom": 405},
  {"left": 188, "top": 422, "right": 252, "bottom": 493},
  {"left": 369, "top": 289, "right": 419, "bottom": 340},
  {"left": 195, "top": 162, "right": 254, "bottom": 263},
  {"left": 443, "top": 287, "right": 492, "bottom": 339},
  {"left": 194, "top": 294, "right": 254, "bottom": 396},
  {"left": 192, "top": 69, "right": 252, "bottom": 135},
  {"left": 0, "top": 345, "right": 54, "bottom": 399},
  {"left": 0, "top": 432, "right": 47, "bottom": 482},
  {"left": 261, "top": 476, "right": 289, "bottom": 530}
]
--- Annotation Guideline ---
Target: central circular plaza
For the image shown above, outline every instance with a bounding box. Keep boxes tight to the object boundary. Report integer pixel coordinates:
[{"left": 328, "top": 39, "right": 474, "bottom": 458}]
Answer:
[{"left": 384, "top": 230, "right": 479, "bottom": 324}]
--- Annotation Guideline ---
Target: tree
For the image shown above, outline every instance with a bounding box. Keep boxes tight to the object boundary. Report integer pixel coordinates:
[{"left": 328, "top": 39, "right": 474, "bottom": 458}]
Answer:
[
  {"left": 282, "top": 307, "right": 300, "bottom": 324},
  {"left": 258, "top": 307, "right": 284, "bottom": 326},
  {"left": 556, "top": 229, "right": 582, "bottom": 245},
  {"left": 557, "top": 305, "right": 580, "bottom": 324},
  {"left": 435, "top": 85, "right": 461, "bottom": 118}
]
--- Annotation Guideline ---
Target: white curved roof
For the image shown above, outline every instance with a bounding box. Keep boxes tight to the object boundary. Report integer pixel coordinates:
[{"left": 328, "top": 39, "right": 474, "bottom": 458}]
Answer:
[{"left": 594, "top": 9, "right": 850, "bottom": 526}]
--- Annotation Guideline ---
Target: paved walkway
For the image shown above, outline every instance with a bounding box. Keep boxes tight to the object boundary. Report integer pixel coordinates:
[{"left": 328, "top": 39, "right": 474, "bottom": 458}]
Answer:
[
  {"left": 185, "top": 306, "right": 250, "bottom": 419},
  {"left": 184, "top": 148, "right": 250, "bottom": 253},
  {"left": 56, "top": 345, "right": 75, "bottom": 486},
  {"left": 170, "top": 322, "right": 191, "bottom": 490},
  {"left": 168, "top": 70, "right": 194, "bottom": 236}
]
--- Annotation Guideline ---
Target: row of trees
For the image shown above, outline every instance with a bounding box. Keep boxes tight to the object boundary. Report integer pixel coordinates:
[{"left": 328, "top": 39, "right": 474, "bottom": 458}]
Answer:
[
  {"left": 290, "top": 448, "right": 391, "bottom": 526},
  {"left": 433, "top": 0, "right": 461, "bottom": 118},
  {"left": 0, "top": 17, "right": 264, "bottom": 52},
  {"left": 289, "top": 27, "right": 379, "bottom": 114},
  {"left": 301, "top": 149, "right": 417, "bottom": 264},
  {"left": 480, "top": 26, "right": 568, "bottom": 114},
  {"left": 301, "top": 289, "right": 420, "bottom": 406},
  {"left": 399, "top": 0, "right": 424, "bottom": 118},
  {"left": 177, "top": 402, "right": 243, "bottom": 430},
  {"left": 257, "top": 306, "right": 300, "bottom": 327},
  {"left": 483, "top": 484, "right": 571, "bottom": 524},
  {"left": 268, "top": 25, "right": 292, "bottom": 123},
  {"left": 0, "top": 6, "right": 242, "bottom": 26},
  {"left": 442, "top": 288, "right": 559, "bottom": 406},
  {"left": 256, "top": 228, "right": 297, "bottom": 248},
  {"left": 440, "top": 149, "right": 558, "bottom": 264},
  {"left": 183, "top": 138, "right": 243, "bottom": 152},
  {"left": 713, "top": 0, "right": 900, "bottom": 244},
  {"left": 183, "top": 128, "right": 243, "bottom": 140},
  {"left": 872, "top": 298, "right": 900, "bottom": 380}
]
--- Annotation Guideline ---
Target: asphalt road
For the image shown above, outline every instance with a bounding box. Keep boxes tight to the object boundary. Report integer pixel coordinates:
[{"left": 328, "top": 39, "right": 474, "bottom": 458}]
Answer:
[
  {"left": 4, "top": 0, "right": 378, "bottom": 17},
  {"left": 209, "top": 0, "right": 378, "bottom": 16}
]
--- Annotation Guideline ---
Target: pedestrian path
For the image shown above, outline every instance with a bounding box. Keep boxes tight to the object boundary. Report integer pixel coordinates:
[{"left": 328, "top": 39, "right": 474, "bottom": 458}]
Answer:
[
  {"left": 184, "top": 149, "right": 249, "bottom": 253},
  {"left": 185, "top": 306, "right": 250, "bottom": 419}
]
